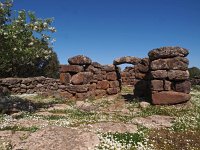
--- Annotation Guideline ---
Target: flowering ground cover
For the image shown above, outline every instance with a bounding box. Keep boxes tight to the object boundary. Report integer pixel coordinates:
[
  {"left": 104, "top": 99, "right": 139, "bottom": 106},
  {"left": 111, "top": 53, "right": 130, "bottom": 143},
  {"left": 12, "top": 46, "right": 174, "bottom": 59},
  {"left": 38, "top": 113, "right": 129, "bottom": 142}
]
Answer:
[{"left": 0, "top": 86, "right": 200, "bottom": 150}]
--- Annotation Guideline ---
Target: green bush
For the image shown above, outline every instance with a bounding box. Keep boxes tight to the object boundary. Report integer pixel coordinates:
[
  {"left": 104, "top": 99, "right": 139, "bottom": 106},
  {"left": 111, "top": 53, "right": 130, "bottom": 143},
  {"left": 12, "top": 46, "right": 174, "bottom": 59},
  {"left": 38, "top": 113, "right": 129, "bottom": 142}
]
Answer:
[{"left": 0, "top": 0, "right": 59, "bottom": 78}]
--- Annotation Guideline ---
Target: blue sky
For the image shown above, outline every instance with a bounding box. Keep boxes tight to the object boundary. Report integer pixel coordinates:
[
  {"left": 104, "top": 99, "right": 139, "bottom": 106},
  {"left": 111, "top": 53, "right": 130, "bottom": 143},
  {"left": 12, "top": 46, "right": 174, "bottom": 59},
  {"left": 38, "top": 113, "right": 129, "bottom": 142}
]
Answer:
[{"left": 13, "top": 0, "right": 200, "bottom": 68}]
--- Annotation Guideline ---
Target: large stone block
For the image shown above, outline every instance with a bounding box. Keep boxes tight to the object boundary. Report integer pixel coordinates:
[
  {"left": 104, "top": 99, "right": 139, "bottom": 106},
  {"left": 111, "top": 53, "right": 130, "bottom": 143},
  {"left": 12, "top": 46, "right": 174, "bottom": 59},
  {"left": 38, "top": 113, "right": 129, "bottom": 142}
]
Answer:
[
  {"left": 106, "top": 72, "right": 117, "bottom": 81},
  {"left": 68, "top": 55, "right": 92, "bottom": 65},
  {"left": 168, "top": 70, "right": 189, "bottom": 81},
  {"left": 71, "top": 72, "right": 93, "bottom": 85},
  {"left": 151, "top": 70, "right": 167, "bottom": 79},
  {"left": 174, "top": 81, "right": 191, "bottom": 94},
  {"left": 151, "top": 80, "right": 163, "bottom": 91},
  {"left": 60, "top": 65, "right": 83, "bottom": 73},
  {"left": 150, "top": 57, "right": 189, "bottom": 71},
  {"left": 148, "top": 46, "right": 189, "bottom": 60},
  {"left": 96, "top": 80, "right": 110, "bottom": 90},
  {"left": 113, "top": 56, "right": 141, "bottom": 65},
  {"left": 152, "top": 91, "right": 191, "bottom": 105}
]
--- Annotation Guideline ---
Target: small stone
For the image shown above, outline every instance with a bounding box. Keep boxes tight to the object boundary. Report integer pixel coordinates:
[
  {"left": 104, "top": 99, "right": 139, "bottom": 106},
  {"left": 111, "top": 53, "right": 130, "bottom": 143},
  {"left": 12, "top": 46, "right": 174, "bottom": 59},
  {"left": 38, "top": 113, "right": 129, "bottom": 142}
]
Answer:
[
  {"left": 151, "top": 80, "right": 163, "bottom": 91},
  {"left": 139, "top": 101, "right": 150, "bottom": 109},
  {"left": 96, "top": 80, "right": 110, "bottom": 90},
  {"left": 107, "top": 88, "right": 119, "bottom": 95},
  {"left": 60, "top": 73, "right": 71, "bottom": 84}
]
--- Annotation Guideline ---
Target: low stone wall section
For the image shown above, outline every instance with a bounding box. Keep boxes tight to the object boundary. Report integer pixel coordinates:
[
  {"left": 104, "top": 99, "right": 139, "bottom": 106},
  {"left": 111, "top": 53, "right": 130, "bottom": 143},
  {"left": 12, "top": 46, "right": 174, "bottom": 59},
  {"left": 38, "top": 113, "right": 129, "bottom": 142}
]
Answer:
[{"left": 148, "top": 47, "right": 191, "bottom": 105}]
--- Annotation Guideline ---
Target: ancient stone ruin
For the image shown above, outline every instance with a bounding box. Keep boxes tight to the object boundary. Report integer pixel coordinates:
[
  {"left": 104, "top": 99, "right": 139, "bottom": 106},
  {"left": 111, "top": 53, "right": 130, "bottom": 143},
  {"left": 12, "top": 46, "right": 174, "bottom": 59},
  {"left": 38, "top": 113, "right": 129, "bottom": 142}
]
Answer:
[
  {"left": 149, "top": 47, "right": 191, "bottom": 104},
  {"left": 0, "top": 46, "right": 192, "bottom": 105},
  {"left": 59, "top": 55, "right": 121, "bottom": 99}
]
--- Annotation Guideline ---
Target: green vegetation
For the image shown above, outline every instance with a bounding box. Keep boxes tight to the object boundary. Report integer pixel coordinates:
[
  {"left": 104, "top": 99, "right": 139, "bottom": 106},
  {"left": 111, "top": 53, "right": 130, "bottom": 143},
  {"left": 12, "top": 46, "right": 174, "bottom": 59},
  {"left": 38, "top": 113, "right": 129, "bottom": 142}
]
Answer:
[
  {"left": 0, "top": 0, "right": 59, "bottom": 78},
  {"left": 189, "top": 67, "right": 200, "bottom": 78},
  {"left": 0, "top": 125, "right": 38, "bottom": 132}
]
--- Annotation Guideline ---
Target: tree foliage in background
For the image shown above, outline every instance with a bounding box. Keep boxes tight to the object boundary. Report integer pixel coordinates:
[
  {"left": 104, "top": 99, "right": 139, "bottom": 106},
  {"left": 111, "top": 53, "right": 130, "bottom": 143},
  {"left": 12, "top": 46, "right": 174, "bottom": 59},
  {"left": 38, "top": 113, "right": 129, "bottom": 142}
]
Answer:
[
  {"left": 0, "top": 0, "right": 59, "bottom": 78},
  {"left": 188, "top": 67, "right": 200, "bottom": 79}
]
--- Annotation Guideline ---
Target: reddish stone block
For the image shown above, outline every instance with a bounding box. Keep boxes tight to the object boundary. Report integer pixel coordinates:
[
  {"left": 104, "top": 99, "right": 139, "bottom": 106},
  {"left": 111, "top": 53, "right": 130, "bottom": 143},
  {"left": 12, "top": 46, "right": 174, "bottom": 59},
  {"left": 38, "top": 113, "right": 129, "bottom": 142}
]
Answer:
[
  {"left": 106, "top": 72, "right": 117, "bottom": 81},
  {"left": 152, "top": 91, "right": 191, "bottom": 105},
  {"left": 96, "top": 80, "right": 110, "bottom": 90}
]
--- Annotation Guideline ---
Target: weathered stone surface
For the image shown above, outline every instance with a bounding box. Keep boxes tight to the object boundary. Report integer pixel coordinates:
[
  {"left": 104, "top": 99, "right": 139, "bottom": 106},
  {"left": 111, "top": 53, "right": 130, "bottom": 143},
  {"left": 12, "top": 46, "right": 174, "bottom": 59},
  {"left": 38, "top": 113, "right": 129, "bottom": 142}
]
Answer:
[
  {"left": 107, "top": 88, "right": 119, "bottom": 95},
  {"left": 152, "top": 91, "right": 191, "bottom": 105},
  {"left": 93, "top": 74, "right": 104, "bottom": 81},
  {"left": 135, "top": 64, "right": 149, "bottom": 73},
  {"left": 14, "top": 126, "right": 99, "bottom": 150},
  {"left": 113, "top": 56, "right": 141, "bottom": 65},
  {"left": 151, "top": 70, "right": 167, "bottom": 79},
  {"left": 148, "top": 47, "right": 189, "bottom": 60},
  {"left": 106, "top": 72, "right": 117, "bottom": 81},
  {"left": 60, "top": 73, "right": 71, "bottom": 84},
  {"left": 71, "top": 72, "right": 93, "bottom": 85},
  {"left": 60, "top": 65, "right": 83, "bottom": 73},
  {"left": 175, "top": 81, "right": 191, "bottom": 94},
  {"left": 168, "top": 70, "right": 189, "bottom": 81},
  {"left": 96, "top": 80, "right": 110, "bottom": 90},
  {"left": 135, "top": 72, "right": 146, "bottom": 79},
  {"left": 66, "top": 85, "right": 88, "bottom": 93},
  {"left": 109, "top": 81, "right": 120, "bottom": 88},
  {"left": 68, "top": 55, "right": 92, "bottom": 65},
  {"left": 59, "top": 91, "right": 73, "bottom": 99},
  {"left": 85, "top": 65, "right": 101, "bottom": 74},
  {"left": 164, "top": 80, "right": 172, "bottom": 91},
  {"left": 92, "top": 62, "right": 102, "bottom": 68},
  {"left": 102, "top": 65, "right": 116, "bottom": 72},
  {"left": 151, "top": 80, "right": 164, "bottom": 91},
  {"left": 151, "top": 57, "right": 189, "bottom": 71},
  {"left": 95, "top": 89, "right": 107, "bottom": 97},
  {"left": 88, "top": 83, "right": 97, "bottom": 91}
]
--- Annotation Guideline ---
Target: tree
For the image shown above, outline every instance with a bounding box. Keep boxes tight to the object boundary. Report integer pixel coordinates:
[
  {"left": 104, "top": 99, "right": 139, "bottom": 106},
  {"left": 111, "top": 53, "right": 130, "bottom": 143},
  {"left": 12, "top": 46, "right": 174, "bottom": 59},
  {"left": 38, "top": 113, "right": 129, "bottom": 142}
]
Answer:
[
  {"left": 0, "top": 0, "right": 59, "bottom": 78},
  {"left": 188, "top": 67, "right": 200, "bottom": 79}
]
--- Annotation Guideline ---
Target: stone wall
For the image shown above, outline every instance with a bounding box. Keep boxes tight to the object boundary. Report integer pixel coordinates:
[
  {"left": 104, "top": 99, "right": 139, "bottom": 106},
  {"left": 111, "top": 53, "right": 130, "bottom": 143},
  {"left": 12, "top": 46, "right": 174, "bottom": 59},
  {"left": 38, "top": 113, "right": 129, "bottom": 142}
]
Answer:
[
  {"left": 191, "top": 77, "right": 200, "bottom": 85},
  {"left": 148, "top": 47, "right": 191, "bottom": 104},
  {"left": 0, "top": 56, "right": 121, "bottom": 100},
  {"left": 113, "top": 56, "right": 150, "bottom": 97},
  {"left": 0, "top": 46, "right": 192, "bottom": 104},
  {"left": 59, "top": 55, "right": 120, "bottom": 99}
]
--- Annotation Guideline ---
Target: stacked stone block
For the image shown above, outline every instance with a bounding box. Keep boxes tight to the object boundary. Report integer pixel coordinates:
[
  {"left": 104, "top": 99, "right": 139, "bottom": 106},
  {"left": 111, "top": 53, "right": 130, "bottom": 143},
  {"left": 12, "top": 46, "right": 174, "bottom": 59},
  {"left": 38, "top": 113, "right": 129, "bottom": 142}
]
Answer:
[
  {"left": 148, "top": 47, "right": 191, "bottom": 104},
  {"left": 113, "top": 56, "right": 150, "bottom": 97},
  {"left": 60, "top": 55, "right": 121, "bottom": 99}
]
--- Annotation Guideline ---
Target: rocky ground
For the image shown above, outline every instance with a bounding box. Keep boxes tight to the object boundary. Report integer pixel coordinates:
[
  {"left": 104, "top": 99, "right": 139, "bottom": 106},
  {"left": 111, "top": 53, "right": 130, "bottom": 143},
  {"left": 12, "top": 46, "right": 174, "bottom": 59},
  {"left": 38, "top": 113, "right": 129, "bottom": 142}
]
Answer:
[{"left": 0, "top": 86, "right": 200, "bottom": 150}]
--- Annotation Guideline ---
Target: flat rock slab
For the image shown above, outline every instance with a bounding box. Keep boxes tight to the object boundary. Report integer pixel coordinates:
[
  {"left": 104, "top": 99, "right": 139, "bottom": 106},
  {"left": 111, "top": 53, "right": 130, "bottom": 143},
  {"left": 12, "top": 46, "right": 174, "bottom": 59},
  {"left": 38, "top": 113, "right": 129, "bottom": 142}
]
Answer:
[
  {"left": 84, "top": 122, "right": 138, "bottom": 133},
  {"left": 152, "top": 91, "right": 191, "bottom": 105},
  {"left": 148, "top": 46, "right": 189, "bottom": 60},
  {"left": 132, "top": 115, "right": 175, "bottom": 129},
  {"left": 113, "top": 56, "right": 141, "bottom": 65},
  {"left": 14, "top": 126, "right": 99, "bottom": 150}
]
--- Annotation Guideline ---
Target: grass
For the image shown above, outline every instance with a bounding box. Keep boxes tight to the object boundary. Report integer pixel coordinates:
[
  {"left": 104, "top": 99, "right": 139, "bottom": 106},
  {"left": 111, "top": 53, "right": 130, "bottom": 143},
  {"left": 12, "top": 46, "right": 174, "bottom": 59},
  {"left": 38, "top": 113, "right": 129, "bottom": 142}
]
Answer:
[
  {"left": 0, "top": 85, "right": 200, "bottom": 149},
  {"left": 0, "top": 125, "right": 38, "bottom": 132}
]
